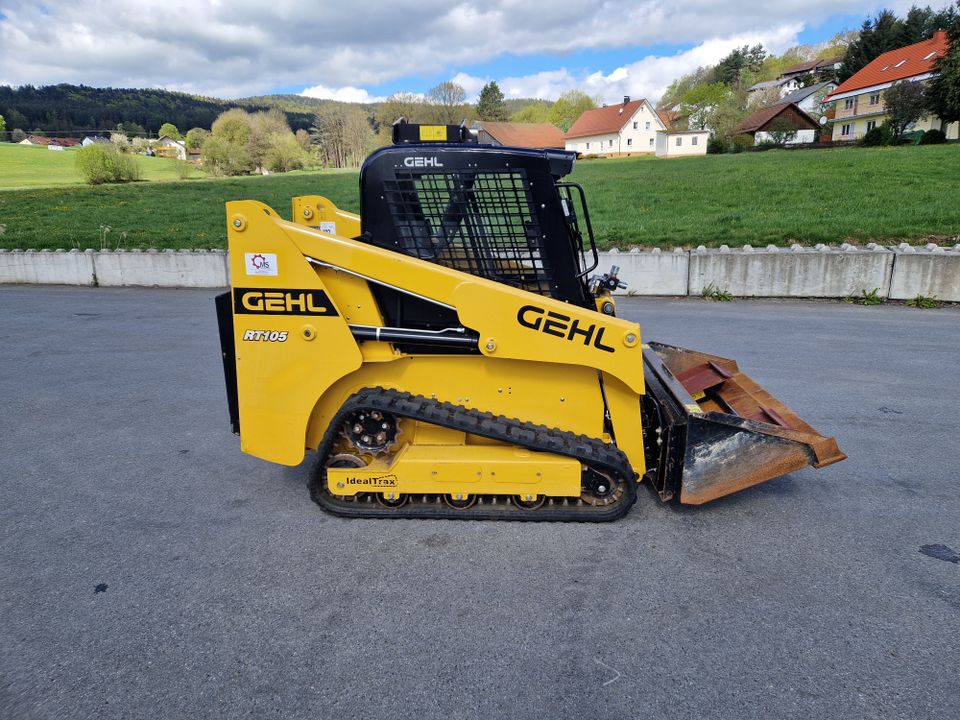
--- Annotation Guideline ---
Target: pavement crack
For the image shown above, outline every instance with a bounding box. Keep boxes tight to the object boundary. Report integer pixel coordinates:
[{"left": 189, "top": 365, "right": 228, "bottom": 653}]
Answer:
[{"left": 595, "top": 658, "right": 622, "bottom": 687}]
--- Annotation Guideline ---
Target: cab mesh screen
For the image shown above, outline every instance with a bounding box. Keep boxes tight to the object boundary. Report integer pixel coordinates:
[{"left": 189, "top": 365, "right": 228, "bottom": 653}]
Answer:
[{"left": 382, "top": 169, "right": 555, "bottom": 296}]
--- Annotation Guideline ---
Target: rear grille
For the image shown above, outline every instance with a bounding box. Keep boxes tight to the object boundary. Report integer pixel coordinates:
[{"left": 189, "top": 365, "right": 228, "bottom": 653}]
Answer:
[{"left": 382, "top": 170, "right": 556, "bottom": 296}]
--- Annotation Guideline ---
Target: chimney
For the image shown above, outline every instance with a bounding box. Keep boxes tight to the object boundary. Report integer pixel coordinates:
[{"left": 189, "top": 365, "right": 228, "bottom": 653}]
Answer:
[
  {"left": 623, "top": 95, "right": 630, "bottom": 104},
  {"left": 932, "top": 29, "right": 947, "bottom": 43}
]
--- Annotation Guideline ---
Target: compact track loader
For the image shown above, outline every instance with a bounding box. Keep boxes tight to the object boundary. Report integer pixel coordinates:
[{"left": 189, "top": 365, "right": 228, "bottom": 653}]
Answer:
[{"left": 215, "top": 120, "right": 845, "bottom": 521}]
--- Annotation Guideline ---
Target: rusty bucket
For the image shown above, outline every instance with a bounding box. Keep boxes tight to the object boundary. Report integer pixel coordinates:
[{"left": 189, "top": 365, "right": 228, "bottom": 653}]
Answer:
[{"left": 642, "top": 342, "right": 846, "bottom": 505}]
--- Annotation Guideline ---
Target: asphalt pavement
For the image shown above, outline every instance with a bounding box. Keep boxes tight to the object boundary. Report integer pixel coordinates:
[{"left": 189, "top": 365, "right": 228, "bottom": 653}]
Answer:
[{"left": 1, "top": 286, "right": 958, "bottom": 720}]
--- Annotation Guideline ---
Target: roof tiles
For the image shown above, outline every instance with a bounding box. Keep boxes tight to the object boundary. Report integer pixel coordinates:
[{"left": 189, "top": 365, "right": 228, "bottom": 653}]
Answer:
[
  {"left": 565, "top": 99, "right": 651, "bottom": 139},
  {"left": 827, "top": 31, "right": 948, "bottom": 97}
]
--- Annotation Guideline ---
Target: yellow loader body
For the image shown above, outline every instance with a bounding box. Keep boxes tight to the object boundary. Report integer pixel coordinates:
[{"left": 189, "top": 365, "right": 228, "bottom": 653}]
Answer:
[{"left": 215, "top": 124, "right": 844, "bottom": 521}]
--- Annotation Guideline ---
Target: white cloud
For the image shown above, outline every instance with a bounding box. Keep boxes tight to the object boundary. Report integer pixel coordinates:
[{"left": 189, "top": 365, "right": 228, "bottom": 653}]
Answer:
[
  {"left": 453, "top": 24, "right": 803, "bottom": 104},
  {"left": 0, "top": 0, "right": 897, "bottom": 99},
  {"left": 450, "top": 72, "right": 489, "bottom": 101},
  {"left": 299, "top": 85, "right": 386, "bottom": 103}
]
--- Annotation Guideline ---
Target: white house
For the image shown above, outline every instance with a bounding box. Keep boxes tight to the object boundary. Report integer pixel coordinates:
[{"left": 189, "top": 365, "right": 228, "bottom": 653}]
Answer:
[
  {"left": 564, "top": 97, "right": 666, "bottom": 156},
  {"left": 655, "top": 130, "right": 710, "bottom": 158},
  {"left": 155, "top": 134, "right": 187, "bottom": 161}
]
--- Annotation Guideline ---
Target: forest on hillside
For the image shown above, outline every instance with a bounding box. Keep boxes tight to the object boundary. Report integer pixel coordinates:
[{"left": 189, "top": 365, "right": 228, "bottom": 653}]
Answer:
[{"left": 0, "top": 84, "right": 315, "bottom": 136}]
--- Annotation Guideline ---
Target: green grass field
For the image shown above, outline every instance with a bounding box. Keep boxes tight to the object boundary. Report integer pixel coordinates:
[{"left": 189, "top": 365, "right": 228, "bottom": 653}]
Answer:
[
  {"left": 0, "top": 143, "right": 197, "bottom": 190},
  {"left": 0, "top": 144, "right": 957, "bottom": 250}
]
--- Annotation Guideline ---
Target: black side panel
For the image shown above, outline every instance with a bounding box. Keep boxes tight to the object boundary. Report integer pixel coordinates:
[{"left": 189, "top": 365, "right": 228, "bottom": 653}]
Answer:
[{"left": 215, "top": 292, "right": 240, "bottom": 434}]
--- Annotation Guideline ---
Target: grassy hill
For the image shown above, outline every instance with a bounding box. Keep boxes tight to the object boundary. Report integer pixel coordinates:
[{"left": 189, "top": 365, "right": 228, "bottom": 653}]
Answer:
[
  {"left": 0, "top": 143, "right": 199, "bottom": 190},
  {"left": 0, "top": 145, "right": 957, "bottom": 250}
]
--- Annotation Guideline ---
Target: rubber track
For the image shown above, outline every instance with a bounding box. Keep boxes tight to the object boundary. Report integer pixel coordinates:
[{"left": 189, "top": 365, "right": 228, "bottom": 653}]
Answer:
[{"left": 309, "top": 387, "right": 637, "bottom": 522}]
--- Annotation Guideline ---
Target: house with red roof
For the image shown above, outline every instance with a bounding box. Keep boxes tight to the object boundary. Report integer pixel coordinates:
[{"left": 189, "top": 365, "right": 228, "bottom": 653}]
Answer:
[
  {"left": 564, "top": 96, "right": 668, "bottom": 156},
  {"left": 473, "top": 121, "right": 565, "bottom": 149},
  {"left": 826, "top": 30, "right": 957, "bottom": 141}
]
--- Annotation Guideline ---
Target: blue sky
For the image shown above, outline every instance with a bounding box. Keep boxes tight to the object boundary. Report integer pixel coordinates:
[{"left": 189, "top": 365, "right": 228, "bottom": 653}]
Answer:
[{"left": 0, "top": 2, "right": 919, "bottom": 103}]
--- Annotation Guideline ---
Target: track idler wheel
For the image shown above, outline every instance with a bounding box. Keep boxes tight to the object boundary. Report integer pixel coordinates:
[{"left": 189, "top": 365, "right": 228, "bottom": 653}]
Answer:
[
  {"left": 513, "top": 494, "right": 546, "bottom": 510},
  {"left": 326, "top": 453, "right": 408, "bottom": 507},
  {"left": 580, "top": 467, "right": 624, "bottom": 506},
  {"left": 374, "top": 492, "right": 409, "bottom": 508},
  {"left": 443, "top": 493, "right": 477, "bottom": 510}
]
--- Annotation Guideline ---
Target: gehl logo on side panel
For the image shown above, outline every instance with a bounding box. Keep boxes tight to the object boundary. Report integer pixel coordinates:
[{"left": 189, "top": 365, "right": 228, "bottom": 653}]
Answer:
[
  {"left": 233, "top": 288, "right": 339, "bottom": 316},
  {"left": 517, "top": 305, "right": 615, "bottom": 353}
]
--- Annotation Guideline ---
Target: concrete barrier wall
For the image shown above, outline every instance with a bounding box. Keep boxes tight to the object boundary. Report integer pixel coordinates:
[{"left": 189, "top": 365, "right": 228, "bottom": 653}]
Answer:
[
  {"left": 605, "top": 248, "right": 688, "bottom": 296},
  {"left": 2, "top": 245, "right": 959, "bottom": 301},
  {"left": 94, "top": 249, "right": 229, "bottom": 287},
  {"left": 0, "top": 249, "right": 96, "bottom": 285},
  {"left": 687, "top": 244, "right": 894, "bottom": 298},
  {"left": 888, "top": 245, "right": 960, "bottom": 302}
]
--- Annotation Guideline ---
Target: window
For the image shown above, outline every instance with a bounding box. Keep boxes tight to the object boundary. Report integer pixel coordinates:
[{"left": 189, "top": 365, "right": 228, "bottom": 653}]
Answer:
[
  {"left": 923, "top": 51, "right": 937, "bottom": 60},
  {"left": 869, "top": 93, "right": 880, "bottom": 105},
  {"left": 633, "top": 121, "right": 638, "bottom": 129},
  {"left": 841, "top": 123, "right": 853, "bottom": 136},
  {"left": 645, "top": 121, "right": 651, "bottom": 130},
  {"left": 894, "top": 59, "right": 907, "bottom": 68},
  {"left": 649, "top": 137, "right": 654, "bottom": 146},
  {"left": 676, "top": 137, "right": 682, "bottom": 146},
  {"left": 866, "top": 120, "right": 876, "bottom": 132},
  {"left": 608, "top": 139, "right": 613, "bottom": 147},
  {"left": 844, "top": 98, "right": 854, "bottom": 110},
  {"left": 627, "top": 138, "right": 633, "bottom": 146},
  {"left": 692, "top": 136, "right": 698, "bottom": 145},
  {"left": 586, "top": 142, "right": 590, "bottom": 149}
]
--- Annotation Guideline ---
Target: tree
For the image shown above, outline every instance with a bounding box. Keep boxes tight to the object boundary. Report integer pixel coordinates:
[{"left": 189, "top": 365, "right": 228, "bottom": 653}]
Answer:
[
  {"left": 295, "top": 128, "right": 311, "bottom": 151},
  {"left": 547, "top": 90, "right": 596, "bottom": 132},
  {"left": 203, "top": 109, "right": 254, "bottom": 175},
  {"left": 660, "top": 66, "right": 714, "bottom": 108},
  {"left": 898, "top": 4, "right": 958, "bottom": 46},
  {"left": 264, "top": 133, "right": 305, "bottom": 173},
  {"left": 157, "top": 122, "right": 181, "bottom": 140},
  {"left": 884, "top": 80, "right": 927, "bottom": 137},
  {"left": 375, "top": 92, "right": 427, "bottom": 143},
  {"left": 926, "top": 6, "right": 960, "bottom": 129},
  {"left": 248, "top": 108, "right": 291, "bottom": 171},
  {"left": 4, "top": 107, "right": 27, "bottom": 131},
  {"left": 110, "top": 131, "right": 130, "bottom": 152},
  {"left": 75, "top": 144, "right": 141, "bottom": 184},
  {"left": 839, "top": 10, "right": 903, "bottom": 82},
  {"left": 11, "top": 128, "right": 26, "bottom": 143},
  {"left": 0, "top": 114, "right": 5, "bottom": 140},
  {"left": 679, "top": 82, "right": 728, "bottom": 130},
  {"left": 201, "top": 134, "right": 252, "bottom": 176},
  {"left": 313, "top": 105, "right": 374, "bottom": 168},
  {"left": 427, "top": 81, "right": 467, "bottom": 123},
  {"left": 130, "top": 136, "right": 151, "bottom": 154},
  {"left": 765, "top": 117, "right": 799, "bottom": 145},
  {"left": 341, "top": 108, "right": 375, "bottom": 166},
  {"left": 511, "top": 100, "right": 551, "bottom": 123},
  {"left": 115, "top": 121, "right": 147, "bottom": 136},
  {"left": 713, "top": 44, "right": 767, "bottom": 86},
  {"left": 211, "top": 109, "right": 252, "bottom": 146},
  {"left": 476, "top": 81, "right": 509, "bottom": 121},
  {"left": 184, "top": 127, "right": 209, "bottom": 149}
]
